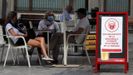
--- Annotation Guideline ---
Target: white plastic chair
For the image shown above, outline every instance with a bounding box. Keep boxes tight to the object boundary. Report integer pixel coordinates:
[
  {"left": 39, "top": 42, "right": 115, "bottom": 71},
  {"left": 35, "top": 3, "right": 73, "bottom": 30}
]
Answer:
[
  {"left": 65, "top": 28, "right": 92, "bottom": 65},
  {"left": 0, "top": 34, "right": 7, "bottom": 63},
  {"left": 3, "top": 35, "right": 31, "bottom": 67},
  {"left": 0, "top": 25, "right": 8, "bottom": 63}
]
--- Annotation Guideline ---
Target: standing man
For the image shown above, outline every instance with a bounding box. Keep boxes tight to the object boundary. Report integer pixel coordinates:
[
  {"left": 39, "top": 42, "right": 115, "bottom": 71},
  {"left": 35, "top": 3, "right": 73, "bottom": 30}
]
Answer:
[{"left": 60, "top": 5, "right": 73, "bottom": 22}]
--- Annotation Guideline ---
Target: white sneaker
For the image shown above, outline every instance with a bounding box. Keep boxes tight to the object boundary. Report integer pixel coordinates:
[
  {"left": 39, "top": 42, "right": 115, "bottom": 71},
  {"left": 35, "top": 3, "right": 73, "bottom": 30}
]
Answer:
[{"left": 42, "top": 57, "right": 53, "bottom": 61}]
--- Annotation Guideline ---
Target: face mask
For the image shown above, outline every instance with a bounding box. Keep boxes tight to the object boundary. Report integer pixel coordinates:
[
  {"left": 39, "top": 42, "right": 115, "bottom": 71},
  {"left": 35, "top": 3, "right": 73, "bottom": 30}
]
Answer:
[
  {"left": 47, "top": 16, "right": 54, "bottom": 22},
  {"left": 46, "top": 21, "right": 52, "bottom": 26}
]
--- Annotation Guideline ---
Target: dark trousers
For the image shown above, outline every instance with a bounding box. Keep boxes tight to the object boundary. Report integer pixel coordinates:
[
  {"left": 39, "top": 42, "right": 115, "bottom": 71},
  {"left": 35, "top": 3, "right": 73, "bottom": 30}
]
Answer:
[
  {"left": 49, "top": 33, "right": 75, "bottom": 61},
  {"left": 49, "top": 33, "right": 62, "bottom": 61}
]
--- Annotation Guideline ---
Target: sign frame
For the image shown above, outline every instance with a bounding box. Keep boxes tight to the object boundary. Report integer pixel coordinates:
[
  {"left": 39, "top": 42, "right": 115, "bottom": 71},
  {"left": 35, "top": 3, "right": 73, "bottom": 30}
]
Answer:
[{"left": 95, "top": 12, "right": 128, "bottom": 73}]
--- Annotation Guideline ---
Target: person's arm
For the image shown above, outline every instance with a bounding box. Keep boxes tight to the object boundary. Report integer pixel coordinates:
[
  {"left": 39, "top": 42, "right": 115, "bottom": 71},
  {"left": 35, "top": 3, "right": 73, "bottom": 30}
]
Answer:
[
  {"left": 8, "top": 28, "right": 27, "bottom": 37},
  {"left": 67, "top": 27, "right": 84, "bottom": 34},
  {"left": 54, "top": 22, "right": 60, "bottom": 32},
  {"left": 72, "top": 27, "right": 84, "bottom": 34},
  {"left": 37, "top": 20, "right": 47, "bottom": 35}
]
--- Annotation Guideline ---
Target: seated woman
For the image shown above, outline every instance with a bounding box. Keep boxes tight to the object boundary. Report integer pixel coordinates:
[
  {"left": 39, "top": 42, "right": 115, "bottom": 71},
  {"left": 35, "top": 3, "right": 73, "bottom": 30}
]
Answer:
[
  {"left": 5, "top": 11, "right": 53, "bottom": 61},
  {"left": 37, "top": 11, "right": 60, "bottom": 43}
]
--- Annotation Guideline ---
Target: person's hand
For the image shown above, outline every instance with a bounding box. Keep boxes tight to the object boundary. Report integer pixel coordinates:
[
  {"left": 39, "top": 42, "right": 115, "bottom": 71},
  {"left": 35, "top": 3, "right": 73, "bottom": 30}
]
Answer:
[
  {"left": 15, "top": 36, "right": 23, "bottom": 38},
  {"left": 23, "top": 33, "right": 28, "bottom": 37}
]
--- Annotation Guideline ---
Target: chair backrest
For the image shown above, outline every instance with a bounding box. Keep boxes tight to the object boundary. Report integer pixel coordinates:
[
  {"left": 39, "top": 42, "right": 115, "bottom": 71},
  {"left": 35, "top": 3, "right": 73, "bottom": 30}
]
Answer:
[
  {"left": 0, "top": 25, "right": 6, "bottom": 44},
  {"left": 80, "top": 26, "right": 90, "bottom": 44},
  {"left": 4, "top": 28, "right": 16, "bottom": 46},
  {"left": 3, "top": 25, "right": 19, "bottom": 46}
]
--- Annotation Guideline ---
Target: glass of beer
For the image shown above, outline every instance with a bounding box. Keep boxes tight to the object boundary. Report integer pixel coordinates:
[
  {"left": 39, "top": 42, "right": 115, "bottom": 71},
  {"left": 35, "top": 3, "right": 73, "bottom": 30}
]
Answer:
[{"left": 101, "top": 52, "right": 109, "bottom": 61}]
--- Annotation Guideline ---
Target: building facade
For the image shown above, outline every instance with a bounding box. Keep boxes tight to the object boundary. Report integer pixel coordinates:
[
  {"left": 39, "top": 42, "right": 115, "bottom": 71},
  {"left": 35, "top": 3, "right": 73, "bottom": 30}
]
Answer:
[{"left": 0, "top": 0, "right": 133, "bottom": 18}]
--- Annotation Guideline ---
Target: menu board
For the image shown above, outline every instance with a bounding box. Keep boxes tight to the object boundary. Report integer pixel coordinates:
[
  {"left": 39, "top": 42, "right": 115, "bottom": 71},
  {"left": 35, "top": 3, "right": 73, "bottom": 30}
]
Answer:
[{"left": 95, "top": 12, "right": 128, "bottom": 73}]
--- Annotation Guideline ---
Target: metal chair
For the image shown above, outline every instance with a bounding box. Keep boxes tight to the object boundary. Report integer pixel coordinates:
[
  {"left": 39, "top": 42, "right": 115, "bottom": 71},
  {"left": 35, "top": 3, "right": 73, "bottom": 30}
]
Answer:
[
  {"left": 65, "top": 28, "right": 92, "bottom": 65},
  {"left": 0, "top": 34, "right": 8, "bottom": 63},
  {"left": 0, "top": 25, "right": 8, "bottom": 63},
  {"left": 3, "top": 35, "right": 31, "bottom": 67}
]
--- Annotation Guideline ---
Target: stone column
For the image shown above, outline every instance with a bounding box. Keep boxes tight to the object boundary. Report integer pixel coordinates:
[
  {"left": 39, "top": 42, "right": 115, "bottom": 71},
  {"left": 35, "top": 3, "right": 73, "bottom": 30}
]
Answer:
[{"left": 0, "top": 0, "right": 2, "bottom": 18}]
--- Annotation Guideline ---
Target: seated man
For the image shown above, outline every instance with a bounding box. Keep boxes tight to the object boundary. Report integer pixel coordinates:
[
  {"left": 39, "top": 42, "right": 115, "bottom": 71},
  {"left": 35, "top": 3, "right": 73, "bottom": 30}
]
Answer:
[
  {"left": 50, "top": 8, "right": 91, "bottom": 64},
  {"left": 37, "top": 11, "right": 60, "bottom": 43}
]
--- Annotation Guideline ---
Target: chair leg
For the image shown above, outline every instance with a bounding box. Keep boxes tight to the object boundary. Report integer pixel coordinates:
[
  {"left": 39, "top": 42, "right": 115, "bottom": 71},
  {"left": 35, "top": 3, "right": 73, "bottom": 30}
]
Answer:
[
  {"left": 28, "top": 48, "right": 34, "bottom": 65},
  {"left": 10, "top": 48, "right": 16, "bottom": 65},
  {"left": 3, "top": 45, "right": 11, "bottom": 67},
  {"left": 16, "top": 49, "right": 20, "bottom": 65},
  {"left": 84, "top": 50, "right": 94, "bottom": 72},
  {"left": 21, "top": 48, "right": 26, "bottom": 59},
  {"left": 59, "top": 45, "right": 64, "bottom": 64},
  {"left": 29, "top": 48, "right": 34, "bottom": 60},
  {"left": 25, "top": 47, "right": 31, "bottom": 68},
  {"left": 0, "top": 44, "right": 5, "bottom": 63},
  {"left": 37, "top": 50, "right": 42, "bottom": 65},
  {"left": 85, "top": 50, "right": 92, "bottom": 65}
]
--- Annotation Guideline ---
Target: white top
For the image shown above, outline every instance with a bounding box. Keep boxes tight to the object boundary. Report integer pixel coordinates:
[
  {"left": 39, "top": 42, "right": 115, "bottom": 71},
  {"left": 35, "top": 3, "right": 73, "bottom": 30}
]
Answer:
[
  {"left": 6, "top": 23, "right": 24, "bottom": 44},
  {"left": 37, "top": 19, "right": 60, "bottom": 35},
  {"left": 60, "top": 10, "right": 72, "bottom": 22},
  {"left": 73, "top": 17, "right": 90, "bottom": 44}
]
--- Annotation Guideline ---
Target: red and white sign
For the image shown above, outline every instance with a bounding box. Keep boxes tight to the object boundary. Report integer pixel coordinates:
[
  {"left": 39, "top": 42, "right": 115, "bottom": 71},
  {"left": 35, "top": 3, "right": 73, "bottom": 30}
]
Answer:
[{"left": 101, "top": 16, "right": 123, "bottom": 53}]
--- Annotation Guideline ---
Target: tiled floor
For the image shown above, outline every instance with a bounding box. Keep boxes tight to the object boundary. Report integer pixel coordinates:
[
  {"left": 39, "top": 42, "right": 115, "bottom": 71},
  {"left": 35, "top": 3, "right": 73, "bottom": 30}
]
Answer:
[{"left": 0, "top": 32, "right": 133, "bottom": 75}]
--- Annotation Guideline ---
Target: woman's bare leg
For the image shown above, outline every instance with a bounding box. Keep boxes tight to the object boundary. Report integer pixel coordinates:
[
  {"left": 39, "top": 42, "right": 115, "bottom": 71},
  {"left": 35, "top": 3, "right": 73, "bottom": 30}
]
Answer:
[
  {"left": 34, "top": 37, "right": 49, "bottom": 57},
  {"left": 27, "top": 39, "right": 48, "bottom": 58}
]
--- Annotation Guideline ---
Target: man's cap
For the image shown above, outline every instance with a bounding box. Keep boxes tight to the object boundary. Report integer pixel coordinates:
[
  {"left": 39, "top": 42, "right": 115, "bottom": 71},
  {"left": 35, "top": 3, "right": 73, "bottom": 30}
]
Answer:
[{"left": 75, "top": 8, "right": 87, "bottom": 15}]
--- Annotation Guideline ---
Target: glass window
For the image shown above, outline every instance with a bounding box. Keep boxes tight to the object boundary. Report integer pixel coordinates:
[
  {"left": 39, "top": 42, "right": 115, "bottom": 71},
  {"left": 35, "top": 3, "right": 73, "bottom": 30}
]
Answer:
[
  {"left": 15, "top": 0, "right": 86, "bottom": 12},
  {"left": 17, "top": 0, "right": 29, "bottom": 11},
  {"left": 104, "top": 0, "right": 130, "bottom": 13},
  {"left": 32, "top": 0, "right": 69, "bottom": 12},
  {"left": 74, "top": 0, "right": 85, "bottom": 10}
]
